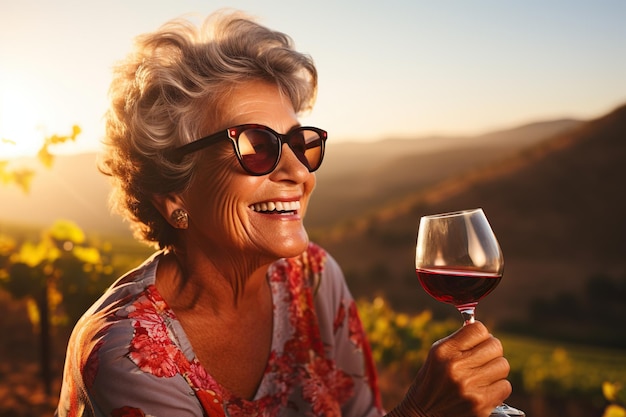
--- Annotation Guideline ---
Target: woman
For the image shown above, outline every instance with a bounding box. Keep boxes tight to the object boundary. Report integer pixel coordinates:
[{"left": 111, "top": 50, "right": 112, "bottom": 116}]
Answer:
[{"left": 56, "top": 11, "right": 511, "bottom": 417}]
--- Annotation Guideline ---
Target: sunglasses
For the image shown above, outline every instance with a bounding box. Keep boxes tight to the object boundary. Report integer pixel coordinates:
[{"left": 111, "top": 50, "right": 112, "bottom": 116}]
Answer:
[{"left": 167, "top": 124, "right": 328, "bottom": 176}]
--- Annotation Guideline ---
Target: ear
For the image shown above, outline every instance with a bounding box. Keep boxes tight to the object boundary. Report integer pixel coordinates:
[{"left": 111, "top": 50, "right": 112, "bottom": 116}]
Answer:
[{"left": 151, "top": 193, "right": 186, "bottom": 228}]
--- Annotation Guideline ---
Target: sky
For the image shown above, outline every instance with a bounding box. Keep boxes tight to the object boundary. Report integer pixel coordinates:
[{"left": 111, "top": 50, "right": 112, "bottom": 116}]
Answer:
[{"left": 1, "top": 0, "right": 625, "bottom": 158}]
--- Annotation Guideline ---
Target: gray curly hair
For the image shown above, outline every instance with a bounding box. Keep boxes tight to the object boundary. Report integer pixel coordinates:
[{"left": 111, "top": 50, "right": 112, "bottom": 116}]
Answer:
[{"left": 99, "top": 11, "right": 318, "bottom": 249}]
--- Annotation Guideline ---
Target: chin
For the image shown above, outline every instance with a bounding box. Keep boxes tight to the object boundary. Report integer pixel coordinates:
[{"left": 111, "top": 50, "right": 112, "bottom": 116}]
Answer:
[{"left": 273, "top": 233, "right": 310, "bottom": 259}]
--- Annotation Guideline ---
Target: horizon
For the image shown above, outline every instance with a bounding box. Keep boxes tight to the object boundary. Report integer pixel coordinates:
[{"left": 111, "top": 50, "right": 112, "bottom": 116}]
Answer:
[
  {"left": 1, "top": 1, "right": 625, "bottom": 159},
  {"left": 1, "top": 111, "right": 599, "bottom": 163}
]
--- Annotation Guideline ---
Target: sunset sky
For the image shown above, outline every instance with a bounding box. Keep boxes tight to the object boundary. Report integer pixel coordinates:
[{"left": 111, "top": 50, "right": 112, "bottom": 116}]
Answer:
[{"left": 1, "top": 0, "right": 625, "bottom": 158}]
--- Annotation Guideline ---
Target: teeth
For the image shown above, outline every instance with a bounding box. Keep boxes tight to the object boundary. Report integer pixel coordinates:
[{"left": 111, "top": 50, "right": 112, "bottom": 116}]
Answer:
[{"left": 250, "top": 200, "right": 300, "bottom": 213}]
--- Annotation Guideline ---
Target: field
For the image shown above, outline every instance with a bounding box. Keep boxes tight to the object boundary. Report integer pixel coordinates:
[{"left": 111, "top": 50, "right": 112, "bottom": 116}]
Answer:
[
  {"left": 1, "top": 216, "right": 625, "bottom": 416},
  {"left": 360, "top": 298, "right": 626, "bottom": 416},
  {"left": 1, "top": 292, "right": 625, "bottom": 416}
]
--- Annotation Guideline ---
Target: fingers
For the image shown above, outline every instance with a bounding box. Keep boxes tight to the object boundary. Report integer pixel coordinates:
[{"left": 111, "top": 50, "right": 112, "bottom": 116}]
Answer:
[
  {"left": 454, "top": 327, "right": 512, "bottom": 412},
  {"left": 483, "top": 355, "right": 511, "bottom": 383},
  {"left": 433, "top": 321, "right": 493, "bottom": 359},
  {"left": 466, "top": 378, "right": 513, "bottom": 416},
  {"left": 490, "top": 378, "right": 513, "bottom": 403},
  {"left": 392, "top": 322, "right": 512, "bottom": 416},
  {"left": 394, "top": 322, "right": 513, "bottom": 417},
  {"left": 467, "top": 334, "right": 505, "bottom": 366},
  {"left": 438, "top": 322, "right": 511, "bottom": 396},
  {"left": 460, "top": 354, "right": 511, "bottom": 392},
  {"left": 459, "top": 321, "right": 493, "bottom": 349}
]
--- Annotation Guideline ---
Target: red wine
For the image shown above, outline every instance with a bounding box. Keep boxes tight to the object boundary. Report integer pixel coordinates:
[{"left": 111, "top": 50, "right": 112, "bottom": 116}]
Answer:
[{"left": 416, "top": 268, "right": 502, "bottom": 307}]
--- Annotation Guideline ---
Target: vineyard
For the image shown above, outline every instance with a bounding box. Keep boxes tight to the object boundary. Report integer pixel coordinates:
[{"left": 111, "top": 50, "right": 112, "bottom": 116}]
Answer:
[
  {"left": 0, "top": 222, "right": 625, "bottom": 416},
  {"left": 358, "top": 297, "right": 626, "bottom": 416}
]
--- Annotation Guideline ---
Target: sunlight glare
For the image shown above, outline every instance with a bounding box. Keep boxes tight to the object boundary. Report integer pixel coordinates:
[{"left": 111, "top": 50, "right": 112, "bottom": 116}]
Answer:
[{"left": 0, "top": 79, "right": 49, "bottom": 160}]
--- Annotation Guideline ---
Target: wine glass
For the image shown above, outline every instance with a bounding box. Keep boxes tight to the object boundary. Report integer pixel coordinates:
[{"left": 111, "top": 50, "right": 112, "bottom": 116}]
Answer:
[{"left": 415, "top": 208, "right": 525, "bottom": 417}]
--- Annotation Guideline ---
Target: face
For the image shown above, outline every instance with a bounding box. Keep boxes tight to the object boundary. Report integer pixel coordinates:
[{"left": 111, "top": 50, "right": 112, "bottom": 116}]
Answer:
[{"left": 176, "top": 81, "right": 316, "bottom": 267}]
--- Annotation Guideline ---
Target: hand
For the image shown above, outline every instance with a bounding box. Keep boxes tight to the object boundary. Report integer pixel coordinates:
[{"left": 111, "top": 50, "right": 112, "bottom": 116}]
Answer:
[{"left": 388, "top": 321, "right": 512, "bottom": 417}]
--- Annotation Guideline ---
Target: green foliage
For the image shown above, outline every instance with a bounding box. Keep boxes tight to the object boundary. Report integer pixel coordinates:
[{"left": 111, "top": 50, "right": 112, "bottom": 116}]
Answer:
[
  {"left": 36, "top": 125, "right": 81, "bottom": 169},
  {"left": 603, "top": 382, "right": 626, "bottom": 417},
  {"left": 358, "top": 296, "right": 626, "bottom": 410},
  {"left": 2, "top": 220, "right": 624, "bottom": 413},
  {"left": 0, "top": 160, "right": 36, "bottom": 192},
  {"left": 357, "top": 297, "right": 457, "bottom": 371},
  {"left": 0, "top": 220, "right": 116, "bottom": 325},
  {"left": 0, "top": 124, "right": 81, "bottom": 193},
  {"left": 1, "top": 220, "right": 155, "bottom": 327}
]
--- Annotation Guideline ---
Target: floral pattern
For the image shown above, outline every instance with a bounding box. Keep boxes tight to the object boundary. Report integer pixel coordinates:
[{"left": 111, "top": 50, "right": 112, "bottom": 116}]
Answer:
[{"left": 55, "top": 243, "right": 383, "bottom": 417}]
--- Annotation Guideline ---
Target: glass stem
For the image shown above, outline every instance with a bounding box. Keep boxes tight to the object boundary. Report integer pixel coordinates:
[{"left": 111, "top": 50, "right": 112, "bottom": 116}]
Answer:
[{"left": 457, "top": 305, "right": 476, "bottom": 326}]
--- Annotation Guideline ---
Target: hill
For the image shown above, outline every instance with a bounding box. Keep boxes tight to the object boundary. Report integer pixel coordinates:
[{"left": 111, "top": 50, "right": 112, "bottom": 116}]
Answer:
[
  {"left": 0, "top": 118, "right": 581, "bottom": 236},
  {"left": 317, "top": 103, "right": 626, "bottom": 327},
  {"left": 307, "top": 118, "right": 580, "bottom": 228}
]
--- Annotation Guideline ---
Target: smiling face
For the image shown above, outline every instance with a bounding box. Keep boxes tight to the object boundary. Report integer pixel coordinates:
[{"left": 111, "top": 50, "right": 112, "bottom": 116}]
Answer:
[{"left": 174, "top": 81, "right": 317, "bottom": 268}]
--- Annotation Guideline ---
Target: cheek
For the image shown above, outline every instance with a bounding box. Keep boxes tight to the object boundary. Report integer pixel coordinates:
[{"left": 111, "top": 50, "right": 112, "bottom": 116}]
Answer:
[
  {"left": 211, "top": 177, "right": 265, "bottom": 250},
  {"left": 191, "top": 160, "right": 266, "bottom": 245},
  {"left": 185, "top": 154, "right": 241, "bottom": 224},
  {"left": 192, "top": 144, "right": 240, "bottom": 194},
  {"left": 300, "top": 174, "right": 317, "bottom": 216}
]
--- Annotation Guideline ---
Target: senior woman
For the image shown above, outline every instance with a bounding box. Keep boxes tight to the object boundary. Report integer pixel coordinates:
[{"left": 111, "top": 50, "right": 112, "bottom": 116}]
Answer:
[{"left": 56, "top": 11, "right": 511, "bottom": 417}]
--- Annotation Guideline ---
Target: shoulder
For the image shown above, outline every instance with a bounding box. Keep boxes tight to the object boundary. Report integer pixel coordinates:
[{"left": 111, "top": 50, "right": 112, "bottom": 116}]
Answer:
[
  {"left": 58, "top": 252, "right": 198, "bottom": 414},
  {"left": 67, "top": 252, "right": 163, "bottom": 367},
  {"left": 85, "top": 252, "right": 161, "bottom": 315}
]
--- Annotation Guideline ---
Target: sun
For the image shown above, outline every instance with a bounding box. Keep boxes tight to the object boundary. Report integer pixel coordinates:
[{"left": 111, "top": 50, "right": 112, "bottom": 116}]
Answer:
[{"left": 0, "top": 77, "right": 51, "bottom": 160}]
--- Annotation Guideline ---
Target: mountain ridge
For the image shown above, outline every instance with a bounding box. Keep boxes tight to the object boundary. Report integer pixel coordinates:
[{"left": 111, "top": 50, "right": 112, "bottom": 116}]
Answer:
[
  {"left": 0, "top": 118, "right": 582, "bottom": 236},
  {"left": 317, "top": 103, "right": 626, "bottom": 322}
]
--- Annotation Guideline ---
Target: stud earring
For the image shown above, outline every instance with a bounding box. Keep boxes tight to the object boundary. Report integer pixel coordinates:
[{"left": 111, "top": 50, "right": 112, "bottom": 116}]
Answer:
[{"left": 171, "top": 209, "right": 189, "bottom": 230}]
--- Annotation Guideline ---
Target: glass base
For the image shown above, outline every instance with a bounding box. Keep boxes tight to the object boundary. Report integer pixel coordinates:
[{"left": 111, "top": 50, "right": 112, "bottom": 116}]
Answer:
[{"left": 490, "top": 403, "right": 525, "bottom": 416}]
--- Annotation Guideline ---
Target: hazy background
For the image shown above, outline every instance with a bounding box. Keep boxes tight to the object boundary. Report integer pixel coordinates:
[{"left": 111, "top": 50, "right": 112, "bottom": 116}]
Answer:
[
  {"left": 2, "top": 0, "right": 626, "bottom": 158},
  {"left": 1, "top": 2, "right": 626, "bottom": 416}
]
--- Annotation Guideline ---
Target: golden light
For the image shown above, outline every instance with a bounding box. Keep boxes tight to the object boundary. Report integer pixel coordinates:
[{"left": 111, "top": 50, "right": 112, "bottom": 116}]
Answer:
[{"left": 0, "top": 77, "right": 49, "bottom": 160}]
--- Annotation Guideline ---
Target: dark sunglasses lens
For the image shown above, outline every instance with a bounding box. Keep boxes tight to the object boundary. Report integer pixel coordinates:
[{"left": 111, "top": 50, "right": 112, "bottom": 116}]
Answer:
[
  {"left": 289, "top": 129, "right": 324, "bottom": 171},
  {"left": 237, "top": 129, "right": 280, "bottom": 174}
]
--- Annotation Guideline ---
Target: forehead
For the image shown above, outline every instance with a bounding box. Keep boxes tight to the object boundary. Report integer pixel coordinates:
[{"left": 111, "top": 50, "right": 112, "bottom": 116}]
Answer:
[{"left": 217, "top": 81, "right": 298, "bottom": 128}]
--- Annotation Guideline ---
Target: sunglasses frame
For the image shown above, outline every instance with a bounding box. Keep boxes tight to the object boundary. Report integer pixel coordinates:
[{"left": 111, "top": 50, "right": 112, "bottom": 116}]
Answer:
[{"left": 167, "top": 124, "right": 328, "bottom": 176}]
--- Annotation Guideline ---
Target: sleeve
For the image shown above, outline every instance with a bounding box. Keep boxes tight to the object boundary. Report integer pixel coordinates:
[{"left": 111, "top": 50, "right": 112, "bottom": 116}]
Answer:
[
  {"left": 313, "top": 250, "right": 385, "bottom": 417},
  {"left": 56, "top": 313, "right": 204, "bottom": 417}
]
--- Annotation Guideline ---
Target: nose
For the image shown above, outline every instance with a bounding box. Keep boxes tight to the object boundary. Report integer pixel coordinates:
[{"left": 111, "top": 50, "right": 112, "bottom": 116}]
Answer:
[{"left": 270, "top": 143, "right": 311, "bottom": 182}]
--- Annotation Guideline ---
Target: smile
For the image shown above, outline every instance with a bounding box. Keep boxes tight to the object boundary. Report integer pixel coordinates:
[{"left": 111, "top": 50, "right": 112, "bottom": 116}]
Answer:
[{"left": 250, "top": 200, "right": 301, "bottom": 214}]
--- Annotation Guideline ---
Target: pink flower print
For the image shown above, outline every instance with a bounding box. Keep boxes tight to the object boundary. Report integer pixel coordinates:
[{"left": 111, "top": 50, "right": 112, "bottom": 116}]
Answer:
[
  {"left": 302, "top": 356, "right": 354, "bottom": 417},
  {"left": 347, "top": 301, "right": 365, "bottom": 350},
  {"left": 305, "top": 243, "right": 326, "bottom": 275},
  {"left": 186, "top": 360, "right": 218, "bottom": 391},
  {"left": 333, "top": 302, "right": 346, "bottom": 333},
  {"left": 128, "top": 323, "right": 179, "bottom": 377}
]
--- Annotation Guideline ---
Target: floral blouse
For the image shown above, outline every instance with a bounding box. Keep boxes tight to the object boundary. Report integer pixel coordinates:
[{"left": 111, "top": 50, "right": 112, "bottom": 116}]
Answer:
[{"left": 55, "top": 243, "right": 383, "bottom": 417}]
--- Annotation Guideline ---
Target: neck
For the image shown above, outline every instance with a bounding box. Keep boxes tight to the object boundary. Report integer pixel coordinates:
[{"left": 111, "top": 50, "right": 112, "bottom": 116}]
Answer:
[{"left": 156, "top": 250, "right": 271, "bottom": 315}]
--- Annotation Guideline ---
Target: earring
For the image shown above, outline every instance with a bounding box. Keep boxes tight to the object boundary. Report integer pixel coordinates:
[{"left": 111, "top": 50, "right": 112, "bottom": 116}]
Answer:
[{"left": 171, "top": 209, "right": 189, "bottom": 230}]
